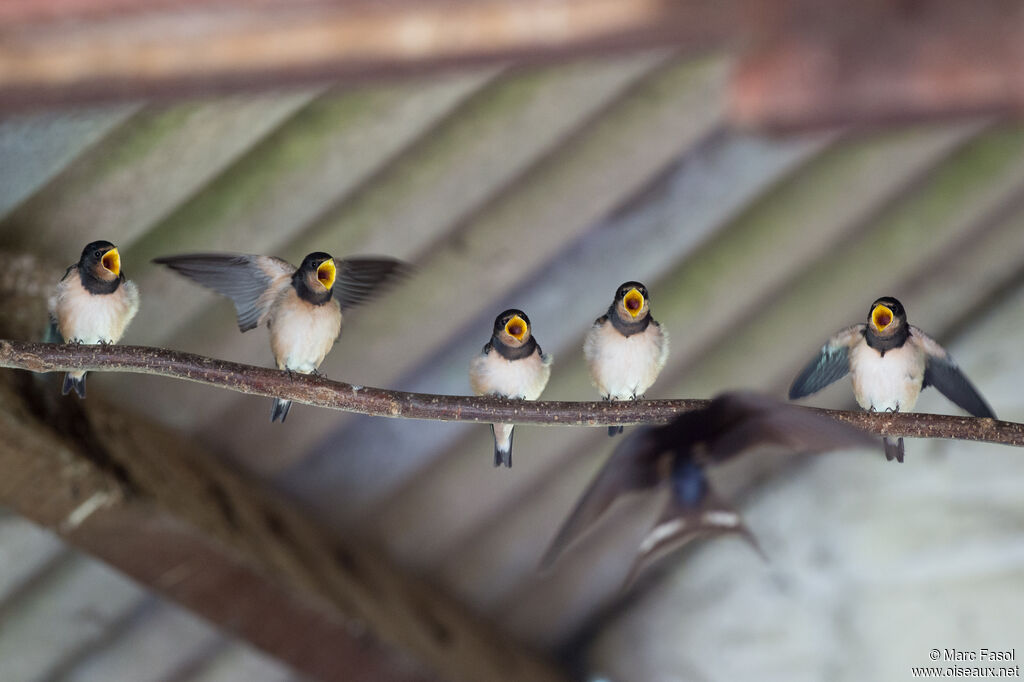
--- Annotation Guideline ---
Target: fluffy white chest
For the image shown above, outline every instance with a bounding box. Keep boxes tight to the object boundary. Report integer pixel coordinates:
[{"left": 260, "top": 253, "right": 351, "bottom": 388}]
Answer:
[
  {"left": 469, "top": 349, "right": 551, "bottom": 400},
  {"left": 51, "top": 275, "right": 139, "bottom": 344},
  {"left": 583, "top": 321, "right": 668, "bottom": 399},
  {"left": 849, "top": 340, "right": 925, "bottom": 412},
  {"left": 268, "top": 290, "right": 341, "bottom": 373}
]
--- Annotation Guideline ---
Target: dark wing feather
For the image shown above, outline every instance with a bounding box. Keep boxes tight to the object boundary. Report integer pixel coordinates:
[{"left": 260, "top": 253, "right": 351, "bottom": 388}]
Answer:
[
  {"left": 788, "top": 325, "right": 863, "bottom": 399},
  {"left": 913, "top": 328, "right": 996, "bottom": 419},
  {"left": 153, "top": 253, "right": 293, "bottom": 331},
  {"left": 539, "top": 427, "right": 664, "bottom": 569},
  {"left": 705, "top": 392, "right": 881, "bottom": 463},
  {"left": 334, "top": 258, "right": 411, "bottom": 310},
  {"left": 622, "top": 490, "right": 763, "bottom": 591}
]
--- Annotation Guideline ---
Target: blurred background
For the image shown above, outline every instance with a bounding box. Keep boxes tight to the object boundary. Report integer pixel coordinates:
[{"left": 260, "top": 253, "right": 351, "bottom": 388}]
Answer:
[{"left": 0, "top": 1, "right": 1023, "bottom": 681}]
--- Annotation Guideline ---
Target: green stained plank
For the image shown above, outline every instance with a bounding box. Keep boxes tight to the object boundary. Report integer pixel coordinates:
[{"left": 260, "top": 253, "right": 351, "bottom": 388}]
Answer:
[
  {"left": 119, "top": 68, "right": 497, "bottom": 346},
  {"left": 673, "top": 125, "right": 1024, "bottom": 397},
  {"left": 491, "top": 125, "right": 1024, "bottom": 647},
  {"left": 284, "top": 51, "right": 670, "bottom": 265},
  {"left": 2, "top": 91, "right": 321, "bottom": 253},
  {"left": 191, "top": 55, "right": 729, "bottom": 473},
  {"left": 0, "top": 104, "right": 140, "bottom": 223}
]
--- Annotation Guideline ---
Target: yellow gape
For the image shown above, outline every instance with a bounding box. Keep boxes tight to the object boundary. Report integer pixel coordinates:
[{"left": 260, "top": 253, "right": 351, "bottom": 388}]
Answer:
[
  {"left": 872, "top": 304, "right": 893, "bottom": 332},
  {"left": 623, "top": 288, "right": 645, "bottom": 318},
  {"left": 101, "top": 247, "right": 120, "bottom": 276},
  {"left": 504, "top": 315, "right": 527, "bottom": 341},
  {"left": 317, "top": 259, "right": 336, "bottom": 290}
]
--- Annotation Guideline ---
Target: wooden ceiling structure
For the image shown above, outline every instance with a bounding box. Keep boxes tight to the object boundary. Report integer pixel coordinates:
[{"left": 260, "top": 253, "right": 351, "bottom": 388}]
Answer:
[{"left": 1, "top": 1, "right": 1023, "bottom": 681}]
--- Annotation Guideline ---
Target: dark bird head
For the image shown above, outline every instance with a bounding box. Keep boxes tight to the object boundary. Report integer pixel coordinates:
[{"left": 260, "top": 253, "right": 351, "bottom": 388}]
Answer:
[
  {"left": 614, "top": 281, "right": 650, "bottom": 322},
  {"left": 493, "top": 308, "right": 533, "bottom": 347},
  {"left": 79, "top": 240, "right": 121, "bottom": 281},
  {"left": 76, "top": 240, "right": 123, "bottom": 294},
  {"left": 293, "top": 252, "right": 336, "bottom": 304},
  {"left": 865, "top": 296, "right": 909, "bottom": 350}
]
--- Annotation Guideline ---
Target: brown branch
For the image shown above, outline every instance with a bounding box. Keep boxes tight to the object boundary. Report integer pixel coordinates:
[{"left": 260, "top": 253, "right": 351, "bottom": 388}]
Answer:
[{"left": 1, "top": 339, "right": 1022, "bottom": 447}]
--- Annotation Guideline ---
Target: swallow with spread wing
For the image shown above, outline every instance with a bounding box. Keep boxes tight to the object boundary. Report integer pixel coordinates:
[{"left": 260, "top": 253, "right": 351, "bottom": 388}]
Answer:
[
  {"left": 789, "top": 296, "right": 995, "bottom": 462},
  {"left": 540, "top": 392, "right": 880, "bottom": 588},
  {"left": 584, "top": 281, "right": 669, "bottom": 436},
  {"left": 49, "top": 240, "right": 140, "bottom": 398},
  {"left": 154, "top": 251, "right": 408, "bottom": 422},
  {"left": 469, "top": 309, "right": 552, "bottom": 468}
]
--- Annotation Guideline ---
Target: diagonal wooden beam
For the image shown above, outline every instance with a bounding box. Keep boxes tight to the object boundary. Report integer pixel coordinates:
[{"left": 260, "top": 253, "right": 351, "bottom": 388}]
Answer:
[
  {"left": 0, "top": 369, "right": 568, "bottom": 682},
  {"left": 729, "top": 0, "right": 1024, "bottom": 130},
  {"left": 0, "top": 0, "right": 739, "bottom": 110},
  {"left": 0, "top": 262, "right": 567, "bottom": 682}
]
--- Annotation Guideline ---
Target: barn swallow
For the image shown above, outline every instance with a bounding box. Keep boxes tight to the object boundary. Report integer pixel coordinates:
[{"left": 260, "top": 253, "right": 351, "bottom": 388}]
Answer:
[
  {"left": 583, "top": 282, "right": 669, "bottom": 436},
  {"left": 540, "top": 392, "right": 880, "bottom": 588},
  {"left": 469, "top": 309, "right": 552, "bottom": 468},
  {"left": 789, "top": 296, "right": 996, "bottom": 462},
  {"left": 49, "top": 240, "right": 140, "bottom": 398},
  {"left": 154, "top": 251, "right": 408, "bottom": 422}
]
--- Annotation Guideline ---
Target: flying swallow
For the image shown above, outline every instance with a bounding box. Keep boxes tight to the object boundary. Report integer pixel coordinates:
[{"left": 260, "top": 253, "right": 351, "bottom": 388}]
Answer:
[
  {"left": 469, "top": 309, "right": 552, "bottom": 468},
  {"left": 49, "top": 240, "right": 140, "bottom": 398},
  {"left": 540, "top": 392, "right": 880, "bottom": 587},
  {"left": 789, "top": 296, "right": 996, "bottom": 462},
  {"left": 154, "top": 251, "right": 408, "bottom": 422},
  {"left": 583, "top": 282, "right": 669, "bottom": 436}
]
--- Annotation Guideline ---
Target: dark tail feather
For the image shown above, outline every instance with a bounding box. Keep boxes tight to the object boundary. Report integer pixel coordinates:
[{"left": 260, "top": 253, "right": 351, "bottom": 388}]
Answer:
[
  {"left": 608, "top": 425, "right": 624, "bottom": 437},
  {"left": 883, "top": 437, "right": 905, "bottom": 463},
  {"left": 62, "top": 373, "right": 86, "bottom": 398},
  {"left": 44, "top": 319, "right": 61, "bottom": 344},
  {"left": 271, "top": 398, "right": 292, "bottom": 423},
  {"left": 491, "top": 424, "right": 513, "bottom": 468}
]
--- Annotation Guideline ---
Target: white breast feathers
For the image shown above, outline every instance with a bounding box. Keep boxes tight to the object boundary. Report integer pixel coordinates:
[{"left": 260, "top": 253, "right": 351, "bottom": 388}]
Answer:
[
  {"left": 268, "top": 289, "right": 342, "bottom": 373},
  {"left": 51, "top": 275, "right": 140, "bottom": 345},
  {"left": 469, "top": 348, "right": 551, "bottom": 400},
  {"left": 848, "top": 338, "right": 925, "bottom": 412},
  {"left": 584, "top": 320, "right": 668, "bottom": 399}
]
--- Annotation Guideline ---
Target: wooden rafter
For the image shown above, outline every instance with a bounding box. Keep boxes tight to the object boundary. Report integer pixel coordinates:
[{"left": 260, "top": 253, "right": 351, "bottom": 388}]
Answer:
[
  {"left": 0, "top": 258, "right": 565, "bottom": 682},
  {"left": 2, "top": 0, "right": 1024, "bottom": 128}
]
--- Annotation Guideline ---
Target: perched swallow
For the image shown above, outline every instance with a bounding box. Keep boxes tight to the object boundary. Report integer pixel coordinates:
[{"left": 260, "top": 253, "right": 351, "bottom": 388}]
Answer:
[
  {"left": 49, "top": 240, "right": 140, "bottom": 398},
  {"left": 583, "top": 282, "right": 669, "bottom": 436},
  {"left": 469, "top": 309, "right": 552, "bottom": 468},
  {"left": 789, "top": 296, "right": 996, "bottom": 462},
  {"left": 154, "top": 251, "right": 407, "bottom": 422},
  {"left": 540, "top": 392, "right": 880, "bottom": 587}
]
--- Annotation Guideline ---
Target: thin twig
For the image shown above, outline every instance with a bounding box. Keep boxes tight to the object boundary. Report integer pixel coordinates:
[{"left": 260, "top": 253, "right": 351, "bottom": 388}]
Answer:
[{"left": 1, "top": 340, "right": 1021, "bottom": 447}]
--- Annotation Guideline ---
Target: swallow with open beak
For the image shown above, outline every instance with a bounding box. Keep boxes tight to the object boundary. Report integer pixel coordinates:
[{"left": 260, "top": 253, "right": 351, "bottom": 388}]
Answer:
[
  {"left": 584, "top": 282, "right": 669, "bottom": 436},
  {"left": 49, "top": 240, "right": 140, "bottom": 398},
  {"left": 469, "top": 309, "right": 552, "bottom": 468},
  {"left": 789, "top": 296, "right": 996, "bottom": 462},
  {"left": 540, "top": 392, "right": 880, "bottom": 588},
  {"left": 154, "top": 251, "right": 408, "bottom": 422}
]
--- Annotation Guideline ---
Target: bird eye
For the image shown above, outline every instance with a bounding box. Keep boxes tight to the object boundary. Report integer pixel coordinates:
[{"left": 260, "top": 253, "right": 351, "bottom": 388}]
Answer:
[{"left": 94, "top": 250, "right": 102, "bottom": 258}]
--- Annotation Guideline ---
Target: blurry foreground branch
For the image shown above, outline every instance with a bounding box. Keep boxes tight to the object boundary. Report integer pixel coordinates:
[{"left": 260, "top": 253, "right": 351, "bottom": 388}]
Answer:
[{"left": 2, "top": 340, "right": 1022, "bottom": 447}]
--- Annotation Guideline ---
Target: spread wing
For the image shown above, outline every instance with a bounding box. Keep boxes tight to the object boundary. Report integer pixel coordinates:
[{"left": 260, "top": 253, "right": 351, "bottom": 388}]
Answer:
[
  {"left": 334, "top": 258, "right": 411, "bottom": 310},
  {"left": 788, "top": 324, "right": 864, "bottom": 399},
  {"left": 539, "top": 427, "right": 665, "bottom": 570},
  {"left": 153, "top": 253, "right": 294, "bottom": 332},
  {"left": 704, "top": 392, "right": 881, "bottom": 463},
  {"left": 913, "top": 327, "right": 996, "bottom": 419},
  {"left": 623, "top": 489, "right": 763, "bottom": 591}
]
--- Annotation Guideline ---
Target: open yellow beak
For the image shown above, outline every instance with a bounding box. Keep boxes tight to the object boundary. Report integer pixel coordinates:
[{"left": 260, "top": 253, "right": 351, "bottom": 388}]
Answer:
[
  {"left": 872, "top": 304, "right": 893, "bottom": 332},
  {"left": 623, "top": 288, "right": 645, "bottom": 318},
  {"left": 317, "top": 258, "right": 336, "bottom": 290},
  {"left": 101, "top": 247, "right": 120, "bottom": 276},
  {"left": 504, "top": 315, "right": 527, "bottom": 341}
]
